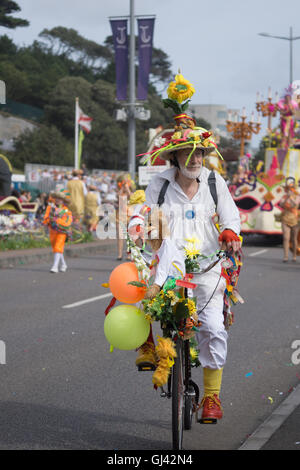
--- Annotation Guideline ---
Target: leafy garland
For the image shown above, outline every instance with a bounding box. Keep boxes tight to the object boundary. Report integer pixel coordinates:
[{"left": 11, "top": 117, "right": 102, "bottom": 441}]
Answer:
[{"left": 126, "top": 234, "right": 151, "bottom": 283}]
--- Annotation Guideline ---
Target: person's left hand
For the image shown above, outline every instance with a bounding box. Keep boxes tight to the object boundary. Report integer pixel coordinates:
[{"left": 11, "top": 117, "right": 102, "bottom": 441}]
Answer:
[{"left": 218, "top": 229, "right": 241, "bottom": 253}]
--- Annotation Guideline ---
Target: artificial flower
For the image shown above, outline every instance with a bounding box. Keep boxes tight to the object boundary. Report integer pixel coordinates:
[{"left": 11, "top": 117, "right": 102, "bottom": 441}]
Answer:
[
  {"left": 167, "top": 73, "right": 195, "bottom": 104},
  {"left": 172, "top": 131, "right": 182, "bottom": 140},
  {"left": 190, "top": 347, "right": 198, "bottom": 361},
  {"left": 186, "top": 298, "right": 197, "bottom": 316},
  {"left": 184, "top": 246, "right": 200, "bottom": 258},
  {"left": 202, "top": 131, "right": 212, "bottom": 139},
  {"left": 201, "top": 138, "right": 211, "bottom": 148}
]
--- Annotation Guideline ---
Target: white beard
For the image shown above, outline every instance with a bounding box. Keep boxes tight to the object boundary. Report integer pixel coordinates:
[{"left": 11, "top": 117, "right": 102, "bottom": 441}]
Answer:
[{"left": 179, "top": 162, "right": 202, "bottom": 179}]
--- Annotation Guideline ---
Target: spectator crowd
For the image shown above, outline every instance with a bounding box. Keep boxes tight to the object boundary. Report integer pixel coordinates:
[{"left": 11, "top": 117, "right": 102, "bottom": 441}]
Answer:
[{"left": 1, "top": 168, "right": 136, "bottom": 242}]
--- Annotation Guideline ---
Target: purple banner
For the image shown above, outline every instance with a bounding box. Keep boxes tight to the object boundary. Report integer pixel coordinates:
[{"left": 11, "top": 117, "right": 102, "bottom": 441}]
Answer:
[
  {"left": 110, "top": 19, "right": 128, "bottom": 101},
  {"left": 137, "top": 18, "right": 155, "bottom": 101}
]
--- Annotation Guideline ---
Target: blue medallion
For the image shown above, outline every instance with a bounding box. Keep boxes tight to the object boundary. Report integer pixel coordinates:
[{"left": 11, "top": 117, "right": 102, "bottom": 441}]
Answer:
[{"left": 185, "top": 210, "right": 195, "bottom": 219}]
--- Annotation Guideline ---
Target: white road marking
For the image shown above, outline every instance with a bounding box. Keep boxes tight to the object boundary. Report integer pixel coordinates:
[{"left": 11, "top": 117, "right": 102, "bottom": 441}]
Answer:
[
  {"left": 62, "top": 293, "right": 112, "bottom": 309},
  {"left": 248, "top": 249, "right": 268, "bottom": 257}
]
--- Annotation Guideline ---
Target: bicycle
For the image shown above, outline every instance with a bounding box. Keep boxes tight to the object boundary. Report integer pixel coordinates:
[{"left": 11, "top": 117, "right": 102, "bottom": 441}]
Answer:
[{"left": 158, "top": 249, "right": 231, "bottom": 450}]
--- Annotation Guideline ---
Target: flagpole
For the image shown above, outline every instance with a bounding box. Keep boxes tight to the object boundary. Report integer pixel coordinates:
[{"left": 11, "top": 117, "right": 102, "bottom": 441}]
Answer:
[{"left": 74, "top": 97, "right": 79, "bottom": 170}]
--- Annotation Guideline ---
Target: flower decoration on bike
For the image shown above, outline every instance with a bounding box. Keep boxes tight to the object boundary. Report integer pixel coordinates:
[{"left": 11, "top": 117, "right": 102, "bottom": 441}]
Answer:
[
  {"left": 184, "top": 237, "right": 203, "bottom": 272},
  {"left": 142, "top": 282, "right": 200, "bottom": 339}
]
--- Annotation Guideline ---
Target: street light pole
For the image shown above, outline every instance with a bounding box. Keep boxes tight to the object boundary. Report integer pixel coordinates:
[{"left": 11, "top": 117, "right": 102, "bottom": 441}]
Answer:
[
  {"left": 258, "top": 27, "right": 300, "bottom": 84},
  {"left": 128, "top": 0, "right": 136, "bottom": 180}
]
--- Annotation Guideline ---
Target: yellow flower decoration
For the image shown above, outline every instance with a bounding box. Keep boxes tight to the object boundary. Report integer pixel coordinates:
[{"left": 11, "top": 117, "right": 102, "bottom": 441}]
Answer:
[
  {"left": 190, "top": 347, "right": 198, "bottom": 361},
  {"left": 172, "top": 131, "right": 182, "bottom": 140},
  {"left": 186, "top": 298, "right": 197, "bottom": 316},
  {"left": 165, "top": 290, "right": 179, "bottom": 306},
  {"left": 184, "top": 246, "right": 200, "bottom": 258},
  {"left": 202, "top": 138, "right": 211, "bottom": 148},
  {"left": 184, "top": 237, "right": 202, "bottom": 259},
  {"left": 129, "top": 190, "right": 145, "bottom": 205},
  {"left": 167, "top": 73, "right": 195, "bottom": 104},
  {"left": 188, "top": 132, "right": 200, "bottom": 141}
]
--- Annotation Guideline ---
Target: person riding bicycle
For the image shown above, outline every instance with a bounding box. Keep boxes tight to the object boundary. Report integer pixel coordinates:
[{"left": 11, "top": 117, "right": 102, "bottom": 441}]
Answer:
[{"left": 128, "top": 73, "right": 241, "bottom": 422}]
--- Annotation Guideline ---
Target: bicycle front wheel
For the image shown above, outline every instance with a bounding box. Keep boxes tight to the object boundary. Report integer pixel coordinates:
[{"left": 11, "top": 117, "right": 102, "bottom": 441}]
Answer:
[{"left": 172, "top": 339, "right": 184, "bottom": 450}]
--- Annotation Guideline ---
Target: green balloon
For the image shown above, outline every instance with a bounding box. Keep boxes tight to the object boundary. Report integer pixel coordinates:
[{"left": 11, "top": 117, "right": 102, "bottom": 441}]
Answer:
[{"left": 104, "top": 304, "right": 150, "bottom": 350}]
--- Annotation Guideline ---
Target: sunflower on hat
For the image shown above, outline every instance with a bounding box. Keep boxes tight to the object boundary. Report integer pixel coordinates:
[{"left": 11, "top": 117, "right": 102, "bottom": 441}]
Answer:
[
  {"left": 165, "top": 73, "right": 195, "bottom": 108},
  {"left": 139, "top": 72, "right": 222, "bottom": 166}
]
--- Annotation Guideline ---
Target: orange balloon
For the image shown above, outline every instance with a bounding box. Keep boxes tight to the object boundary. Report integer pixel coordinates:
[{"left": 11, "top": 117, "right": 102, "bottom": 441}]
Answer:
[{"left": 109, "top": 262, "right": 146, "bottom": 303}]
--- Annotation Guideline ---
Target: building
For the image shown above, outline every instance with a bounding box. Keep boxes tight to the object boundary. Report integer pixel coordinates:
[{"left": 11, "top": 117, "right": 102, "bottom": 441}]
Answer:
[{"left": 189, "top": 104, "right": 239, "bottom": 137}]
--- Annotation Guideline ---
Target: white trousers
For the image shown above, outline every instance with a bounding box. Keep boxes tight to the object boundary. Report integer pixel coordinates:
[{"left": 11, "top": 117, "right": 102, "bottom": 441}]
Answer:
[{"left": 192, "top": 269, "right": 227, "bottom": 370}]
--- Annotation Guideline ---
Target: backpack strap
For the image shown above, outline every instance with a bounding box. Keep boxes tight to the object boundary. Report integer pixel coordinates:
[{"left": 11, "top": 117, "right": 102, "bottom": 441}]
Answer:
[
  {"left": 157, "top": 180, "right": 170, "bottom": 207},
  {"left": 208, "top": 171, "right": 218, "bottom": 208},
  {"left": 157, "top": 172, "right": 217, "bottom": 208}
]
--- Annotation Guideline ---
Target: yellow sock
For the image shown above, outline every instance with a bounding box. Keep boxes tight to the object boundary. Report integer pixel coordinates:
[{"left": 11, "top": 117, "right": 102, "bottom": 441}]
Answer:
[{"left": 203, "top": 367, "right": 223, "bottom": 397}]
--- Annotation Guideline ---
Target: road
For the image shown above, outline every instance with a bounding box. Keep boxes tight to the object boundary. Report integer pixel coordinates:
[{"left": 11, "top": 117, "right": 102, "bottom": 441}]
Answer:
[{"left": 0, "top": 245, "right": 299, "bottom": 450}]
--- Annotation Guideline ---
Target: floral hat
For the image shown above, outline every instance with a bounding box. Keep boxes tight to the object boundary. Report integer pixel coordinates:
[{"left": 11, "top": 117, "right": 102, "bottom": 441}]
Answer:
[
  {"left": 139, "top": 72, "right": 222, "bottom": 166},
  {"left": 50, "top": 189, "right": 71, "bottom": 204}
]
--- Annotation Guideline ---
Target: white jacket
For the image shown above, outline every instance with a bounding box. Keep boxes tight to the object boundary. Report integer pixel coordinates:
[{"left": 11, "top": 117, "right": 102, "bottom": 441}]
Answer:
[{"left": 144, "top": 167, "right": 240, "bottom": 272}]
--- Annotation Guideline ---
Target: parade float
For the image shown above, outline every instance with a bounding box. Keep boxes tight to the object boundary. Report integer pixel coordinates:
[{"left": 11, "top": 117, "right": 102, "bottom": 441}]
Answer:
[{"left": 229, "top": 85, "right": 300, "bottom": 236}]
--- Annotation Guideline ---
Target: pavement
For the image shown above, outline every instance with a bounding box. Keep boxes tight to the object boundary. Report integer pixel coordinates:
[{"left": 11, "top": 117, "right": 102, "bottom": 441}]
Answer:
[
  {"left": 1, "top": 243, "right": 300, "bottom": 450},
  {"left": 239, "top": 383, "right": 300, "bottom": 450},
  {"left": 0, "top": 239, "right": 116, "bottom": 269}
]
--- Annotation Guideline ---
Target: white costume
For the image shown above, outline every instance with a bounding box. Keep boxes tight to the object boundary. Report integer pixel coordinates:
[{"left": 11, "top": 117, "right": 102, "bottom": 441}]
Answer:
[
  {"left": 133, "top": 166, "right": 240, "bottom": 369},
  {"left": 152, "top": 237, "right": 186, "bottom": 287}
]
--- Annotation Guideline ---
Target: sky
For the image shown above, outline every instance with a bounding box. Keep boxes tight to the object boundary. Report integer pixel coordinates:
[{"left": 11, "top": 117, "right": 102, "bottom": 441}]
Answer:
[{"left": 5, "top": 0, "right": 300, "bottom": 149}]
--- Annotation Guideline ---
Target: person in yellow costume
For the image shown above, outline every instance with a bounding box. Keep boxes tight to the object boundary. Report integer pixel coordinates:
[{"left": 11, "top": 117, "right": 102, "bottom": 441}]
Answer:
[
  {"left": 67, "top": 169, "right": 87, "bottom": 223},
  {"left": 43, "top": 190, "right": 73, "bottom": 273},
  {"left": 84, "top": 185, "right": 101, "bottom": 232}
]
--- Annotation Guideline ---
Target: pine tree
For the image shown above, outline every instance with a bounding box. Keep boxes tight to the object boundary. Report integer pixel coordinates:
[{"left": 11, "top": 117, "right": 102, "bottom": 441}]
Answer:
[{"left": 0, "top": 0, "right": 29, "bottom": 29}]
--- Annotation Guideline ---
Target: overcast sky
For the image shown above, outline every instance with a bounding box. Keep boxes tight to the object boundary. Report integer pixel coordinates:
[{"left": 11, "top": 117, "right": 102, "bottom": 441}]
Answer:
[{"left": 5, "top": 0, "right": 300, "bottom": 148}]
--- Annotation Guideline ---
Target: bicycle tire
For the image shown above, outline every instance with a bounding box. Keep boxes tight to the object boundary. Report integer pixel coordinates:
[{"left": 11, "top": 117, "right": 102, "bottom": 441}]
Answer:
[
  {"left": 184, "top": 385, "right": 195, "bottom": 430},
  {"left": 183, "top": 340, "right": 194, "bottom": 430},
  {"left": 172, "top": 339, "right": 184, "bottom": 450}
]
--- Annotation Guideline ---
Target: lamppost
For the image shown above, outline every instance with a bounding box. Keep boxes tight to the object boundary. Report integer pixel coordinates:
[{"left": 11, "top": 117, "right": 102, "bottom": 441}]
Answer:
[
  {"left": 258, "top": 27, "right": 300, "bottom": 84},
  {"left": 226, "top": 108, "right": 261, "bottom": 157},
  {"left": 128, "top": 0, "right": 136, "bottom": 179},
  {"left": 256, "top": 87, "right": 279, "bottom": 131}
]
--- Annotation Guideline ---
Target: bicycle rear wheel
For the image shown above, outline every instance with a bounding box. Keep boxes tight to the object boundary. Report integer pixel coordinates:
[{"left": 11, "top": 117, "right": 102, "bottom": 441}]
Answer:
[
  {"left": 172, "top": 339, "right": 184, "bottom": 450},
  {"left": 183, "top": 340, "right": 198, "bottom": 430}
]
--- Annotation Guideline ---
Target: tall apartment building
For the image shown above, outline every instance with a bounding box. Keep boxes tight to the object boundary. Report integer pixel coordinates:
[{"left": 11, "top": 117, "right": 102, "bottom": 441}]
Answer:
[{"left": 189, "top": 104, "right": 239, "bottom": 137}]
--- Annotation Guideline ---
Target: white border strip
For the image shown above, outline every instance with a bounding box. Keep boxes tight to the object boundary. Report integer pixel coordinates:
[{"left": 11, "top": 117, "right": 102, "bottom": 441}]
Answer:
[
  {"left": 62, "top": 293, "right": 112, "bottom": 309},
  {"left": 248, "top": 249, "right": 268, "bottom": 257},
  {"left": 239, "top": 383, "right": 300, "bottom": 450}
]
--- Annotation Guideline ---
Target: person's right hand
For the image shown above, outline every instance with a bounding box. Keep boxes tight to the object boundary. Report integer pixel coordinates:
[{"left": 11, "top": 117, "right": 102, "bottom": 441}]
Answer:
[{"left": 144, "top": 283, "right": 160, "bottom": 299}]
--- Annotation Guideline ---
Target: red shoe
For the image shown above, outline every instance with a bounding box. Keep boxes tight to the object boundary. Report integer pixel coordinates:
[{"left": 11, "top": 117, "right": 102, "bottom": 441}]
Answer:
[{"left": 200, "top": 394, "right": 223, "bottom": 423}]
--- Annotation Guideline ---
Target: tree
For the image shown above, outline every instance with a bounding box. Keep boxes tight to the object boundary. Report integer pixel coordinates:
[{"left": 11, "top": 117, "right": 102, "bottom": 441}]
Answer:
[
  {"left": 39, "top": 27, "right": 112, "bottom": 70},
  {"left": 0, "top": 0, "right": 29, "bottom": 29},
  {"left": 218, "top": 136, "right": 241, "bottom": 162},
  {"left": 11, "top": 125, "right": 73, "bottom": 170},
  {"left": 1, "top": 31, "right": 178, "bottom": 170},
  {"left": 0, "top": 61, "right": 30, "bottom": 101}
]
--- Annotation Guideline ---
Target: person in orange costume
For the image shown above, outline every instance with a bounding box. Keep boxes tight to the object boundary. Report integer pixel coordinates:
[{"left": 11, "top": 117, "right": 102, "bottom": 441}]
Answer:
[{"left": 43, "top": 189, "right": 73, "bottom": 273}]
